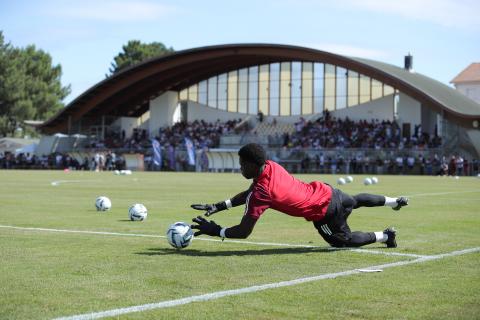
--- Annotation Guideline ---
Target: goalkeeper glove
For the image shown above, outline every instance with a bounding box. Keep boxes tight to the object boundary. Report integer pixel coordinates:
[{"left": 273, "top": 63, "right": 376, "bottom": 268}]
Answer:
[
  {"left": 191, "top": 200, "right": 231, "bottom": 216},
  {"left": 191, "top": 216, "right": 223, "bottom": 237}
]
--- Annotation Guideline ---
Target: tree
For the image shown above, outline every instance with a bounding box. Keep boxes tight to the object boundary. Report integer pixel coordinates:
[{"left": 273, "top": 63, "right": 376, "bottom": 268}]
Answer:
[
  {"left": 108, "top": 40, "right": 174, "bottom": 75},
  {"left": 0, "top": 31, "right": 71, "bottom": 137}
]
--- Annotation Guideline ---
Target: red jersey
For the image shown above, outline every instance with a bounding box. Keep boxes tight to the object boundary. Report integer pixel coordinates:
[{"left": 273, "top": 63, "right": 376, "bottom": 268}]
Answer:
[{"left": 245, "top": 160, "right": 332, "bottom": 221}]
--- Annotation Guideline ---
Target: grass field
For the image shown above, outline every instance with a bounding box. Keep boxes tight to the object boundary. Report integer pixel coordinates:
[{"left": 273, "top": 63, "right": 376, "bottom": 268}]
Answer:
[{"left": 1, "top": 170, "right": 479, "bottom": 320}]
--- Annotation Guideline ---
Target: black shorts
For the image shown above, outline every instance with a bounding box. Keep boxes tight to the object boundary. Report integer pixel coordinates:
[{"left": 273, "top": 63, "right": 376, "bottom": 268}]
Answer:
[{"left": 313, "top": 187, "right": 355, "bottom": 247}]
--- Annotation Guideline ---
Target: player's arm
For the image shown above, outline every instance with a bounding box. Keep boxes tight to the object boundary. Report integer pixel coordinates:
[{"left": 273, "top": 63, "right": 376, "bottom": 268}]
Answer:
[
  {"left": 191, "top": 184, "right": 253, "bottom": 216},
  {"left": 191, "top": 186, "right": 268, "bottom": 239},
  {"left": 223, "top": 215, "right": 257, "bottom": 239},
  {"left": 191, "top": 214, "right": 257, "bottom": 239}
]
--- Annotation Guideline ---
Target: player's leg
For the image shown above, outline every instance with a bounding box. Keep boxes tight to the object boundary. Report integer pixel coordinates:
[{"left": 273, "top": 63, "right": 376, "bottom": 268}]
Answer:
[
  {"left": 353, "top": 193, "right": 408, "bottom": 211},
  {"left": 314, "top": 189, "right": 397, "bottom": 248},
  {"left": 313, "top": 218, "right": 378, "bottom": 248}
]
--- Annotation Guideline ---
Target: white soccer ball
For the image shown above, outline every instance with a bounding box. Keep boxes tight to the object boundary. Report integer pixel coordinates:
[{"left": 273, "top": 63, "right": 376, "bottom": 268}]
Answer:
[
  {"left": 337, "top": 177, "right": 346, "bottom": 185},
  {"left": 167, "top": 222, "right": 194, "bottom": 249},
  {"left": 363, "top": 177, "right": 372, "bottom": 186},
  {"left": 346, "top": 176, "right": 354, "bottom": 183},
  {"left": 371, "top": 177, "right": 379, "bottom": 184},
  {"left": 95, "top": 196, "right": 112, "bottom": 211},
  {"left": 128, "top": 203, "right": 148, "bottom": 221}
]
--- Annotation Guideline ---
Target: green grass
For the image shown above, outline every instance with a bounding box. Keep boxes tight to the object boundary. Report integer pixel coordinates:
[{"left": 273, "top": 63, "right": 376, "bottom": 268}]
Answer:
[{"left": 0, "top": 170, "right": 479, "bottom": 319}]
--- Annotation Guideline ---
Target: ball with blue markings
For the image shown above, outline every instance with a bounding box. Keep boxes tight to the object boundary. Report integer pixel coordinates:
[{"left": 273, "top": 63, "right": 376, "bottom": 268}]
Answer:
[{"left": 167, "top": 222, "right": 194, "bottom": 249}]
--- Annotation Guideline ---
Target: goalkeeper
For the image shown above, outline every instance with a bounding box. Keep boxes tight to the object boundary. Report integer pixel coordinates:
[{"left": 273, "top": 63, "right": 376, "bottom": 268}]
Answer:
[{"left": 191, "top": 143, "right": 408, "bottom": 248}]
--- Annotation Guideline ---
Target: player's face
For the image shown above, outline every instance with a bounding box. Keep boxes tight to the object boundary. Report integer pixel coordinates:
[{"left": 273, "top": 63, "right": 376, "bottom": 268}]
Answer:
[{"left": 239, "top": 157, "right": 257, "bottom": 179}]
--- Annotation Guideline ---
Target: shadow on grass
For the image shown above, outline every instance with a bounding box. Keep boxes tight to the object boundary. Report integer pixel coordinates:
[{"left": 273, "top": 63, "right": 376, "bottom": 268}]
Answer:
[
  {"left": 135, "top": 246, "right": 341, "bottom": 257},
  {"left": 117, "top": 219, "right": 133, "bottom": 222}
]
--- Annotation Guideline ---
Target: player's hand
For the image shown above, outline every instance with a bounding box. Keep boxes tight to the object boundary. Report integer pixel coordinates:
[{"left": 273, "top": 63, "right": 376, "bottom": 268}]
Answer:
[
  {"left": 191, "top": 216, "right": 222, "bottom": 237},
  {"left": 191, "top": 204, "right": 219, "bottom": 216}
]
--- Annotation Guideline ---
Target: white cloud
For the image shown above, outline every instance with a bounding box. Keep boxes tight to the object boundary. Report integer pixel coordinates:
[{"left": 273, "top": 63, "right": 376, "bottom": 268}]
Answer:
[
  {"left": 46, "top": 0, "right": 176, "bottom": 22},
  {"left": 340, "top": 0, "right": 480, "bottom": 29},
  {"left": 307, "top": 43, "right": 390, "bottom": 59}
]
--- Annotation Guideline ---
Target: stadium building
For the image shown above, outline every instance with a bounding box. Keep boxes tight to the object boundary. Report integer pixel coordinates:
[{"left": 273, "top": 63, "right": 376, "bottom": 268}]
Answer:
[{"left": 34, "top": 44, "right": 480, "bottom": 171}]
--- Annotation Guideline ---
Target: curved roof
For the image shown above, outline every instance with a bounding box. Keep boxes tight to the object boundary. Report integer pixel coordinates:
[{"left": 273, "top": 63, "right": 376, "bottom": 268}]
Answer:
[{"left": 38, "top": 43, "right": 480, "bottom": 133}]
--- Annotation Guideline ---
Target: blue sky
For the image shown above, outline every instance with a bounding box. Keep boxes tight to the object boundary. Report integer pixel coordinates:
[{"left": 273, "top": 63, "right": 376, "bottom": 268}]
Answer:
[{"left": 1, "top": 0, "right": 479, "bottom": 104}]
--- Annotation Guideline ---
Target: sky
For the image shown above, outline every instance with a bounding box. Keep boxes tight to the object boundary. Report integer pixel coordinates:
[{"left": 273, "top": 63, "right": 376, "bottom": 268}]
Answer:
[{"left": 1, "top": 0, "right": 479, "bottom": 104}]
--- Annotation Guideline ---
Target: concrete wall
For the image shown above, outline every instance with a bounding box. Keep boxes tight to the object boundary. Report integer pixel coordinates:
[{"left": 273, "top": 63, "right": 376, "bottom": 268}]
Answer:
[
  {"left": 331, "top": 95, "right": 395, "bottom": 122},
  {"left": 421, "top": 105, "right": 439, "bottom": 135},
  {"left": 149, "top": 91, "right": 179, "bottom": 135},
  {"left": 397, "top": 92, "right": 421, "bottom": 128},
  {"left": 148, "top": 91, "right": 423, "bottom": 132},
  {"left": 185, "top": 101, "right": 248, "bottom": 122},
  {"left": 455, "top": 82, "right": 480, "bottom": 104},
  {"left": 111, "top": 117, "right": 138, "bottom": 138},
  {"left": 466, "top": 130, "right": 480, "bottom": 158}
]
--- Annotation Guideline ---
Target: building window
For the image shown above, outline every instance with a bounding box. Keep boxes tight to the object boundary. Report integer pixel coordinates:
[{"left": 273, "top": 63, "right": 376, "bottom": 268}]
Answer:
[
  {"left": 324, "top": 64, "right": 336, "bottom": 110},
  {"left": 302, "top": 62, "right": 313, "bottom": 114},
  {"left": 228, "top": 70, "right": 238, "bottom": 112},
  {"left": 248, "top": 66, "right": 259, "bottom": 115},
  {"left": 314, "top": 63, "right": 324, "bottom": 113},
  {"left": 336, "top": 67, "right": 347, "bottom": 109},
  {"left": 269, "top": 63, "right": 280, "bottom": 116},
  {"left": 347, "top": 70, "right": 359, "bottom": 107},
  {"left": 291, "top": 61, "right": 302, "bottom": 115},
  {"left": 258, "top": 64, "right": 269, "bottom": 115},
  {"left": 208, "top": 76, "right": 217, "bottom": 108},
  {"left": 218, "top": 73, "right": 227, "bottom": 110},
  {"left": 238, "top": 68, "right": 248, "bottom": 114},
  {"left": 198, "top": 80, "right": 207, "bottom": 105}
]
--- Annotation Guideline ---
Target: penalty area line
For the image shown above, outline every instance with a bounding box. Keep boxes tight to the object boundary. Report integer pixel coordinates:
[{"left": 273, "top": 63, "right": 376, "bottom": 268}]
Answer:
[
  {"left": 53, "top": 247, "right": 480, "bottom": 320},
  {"left": 0, "top": 224, "right": 424, "bottom": 258}
]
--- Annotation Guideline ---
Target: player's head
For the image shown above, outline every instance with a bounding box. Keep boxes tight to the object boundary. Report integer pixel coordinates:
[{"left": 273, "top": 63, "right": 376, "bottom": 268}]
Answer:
[{"left": 238, "top": 143, "right": 266, "bottom": 179}]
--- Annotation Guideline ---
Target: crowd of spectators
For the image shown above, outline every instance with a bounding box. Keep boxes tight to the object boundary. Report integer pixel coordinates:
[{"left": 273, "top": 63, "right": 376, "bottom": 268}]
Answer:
[
  {"left": 2, "top": 116, "right": 479, "bottom": 176},
  {"left": 282, "top": 151, "right": 479, "bottom": 176},
  {"left": 95, "top": 119, "right": 245, "bottom": 151},
  {"left": 281, "top": 111, "right": 442, "bottom": 150},
  {"left": 0, "top": 151, "right": 126, "bottom": 171}
]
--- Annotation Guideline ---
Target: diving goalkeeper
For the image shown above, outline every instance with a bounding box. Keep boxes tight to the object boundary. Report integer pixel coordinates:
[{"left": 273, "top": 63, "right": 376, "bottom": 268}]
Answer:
[{"left": 191, "top": 143, "right": 408, "bottom": 248}]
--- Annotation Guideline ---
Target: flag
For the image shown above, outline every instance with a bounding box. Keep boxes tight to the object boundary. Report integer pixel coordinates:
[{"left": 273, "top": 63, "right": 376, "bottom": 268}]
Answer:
[
  {"left": 151, "top": 139, "right": 162, "bottom": 167},
  {"left": 185, "top": 137, "right": 195, "bottom": 166}
]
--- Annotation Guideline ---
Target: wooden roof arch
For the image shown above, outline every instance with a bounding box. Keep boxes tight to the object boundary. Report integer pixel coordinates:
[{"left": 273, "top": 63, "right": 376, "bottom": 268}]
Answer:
[{"left": 38, "top": 43, "right": 480, "bottom": 133}]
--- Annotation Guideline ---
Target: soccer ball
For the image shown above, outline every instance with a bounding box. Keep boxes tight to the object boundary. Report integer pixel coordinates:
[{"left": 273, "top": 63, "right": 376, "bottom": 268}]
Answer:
[
  {"left": 167, "top": 222, "right": 194, "bottom": 249},
  {"left": 346, "top": 176, "right": 354, "bottom": 183},
  {"left": 337, "top": 177, "right": 346, "bottom": 185},
  {"left": 371, "top": 177, "right": 379, "bottom": 184},
  {"left": 95, "top": 196, "right": 112, "bottom": 211},
  {"left": 128, "top": 203, "right": 148, "bottom": 221},
  {"left": 363, "top": 177, "right": 372, "bottom": 186}
]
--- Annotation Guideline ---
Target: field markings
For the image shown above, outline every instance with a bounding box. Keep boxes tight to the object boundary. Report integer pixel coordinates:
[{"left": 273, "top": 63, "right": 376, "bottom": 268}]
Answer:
[
  {"left": 405, "top": 190, "right": 480, "bottom": 198},
  {"left": 0, "top": 224, "right": 425, "bottom": 258},
  {"left": 53, "top": 247, "right": 480, "bottom": 320},
  {"left": 50, "top": 180, "right": 98, "bottom": 186}
]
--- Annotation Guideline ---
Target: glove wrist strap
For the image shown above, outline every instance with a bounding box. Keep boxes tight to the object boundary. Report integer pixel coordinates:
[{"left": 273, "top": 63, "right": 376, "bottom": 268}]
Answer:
[
  {"left": 220, "top": 227, "right": 227, "bottom": 239},
  {"left": 214, "top": 200, "right": 229, "bottom": 211}
]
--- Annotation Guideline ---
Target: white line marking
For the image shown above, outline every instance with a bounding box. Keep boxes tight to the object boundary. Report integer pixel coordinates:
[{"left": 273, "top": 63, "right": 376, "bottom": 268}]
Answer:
[
  {"left": 405, "top": 190, "right": 480, "bottom": 198},
  {"left": 51, "top": 180, "right": 98, "bottom": 186},
  {"left": 52, "top": 247, "right": 480, "bottom": 320},
  {"left": 0, "top": 225, "right": 425, "bottom": 258}
]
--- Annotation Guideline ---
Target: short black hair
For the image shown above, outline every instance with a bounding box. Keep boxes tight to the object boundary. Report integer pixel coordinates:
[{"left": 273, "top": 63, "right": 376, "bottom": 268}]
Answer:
[{"left": 238, "top": 143, "right": 266, "bottom": 166}]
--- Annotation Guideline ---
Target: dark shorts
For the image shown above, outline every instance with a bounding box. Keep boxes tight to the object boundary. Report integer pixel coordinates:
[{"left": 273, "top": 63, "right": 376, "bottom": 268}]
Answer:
[{"left": 313, "top": 187, "right": 356, "bottom": 247}]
